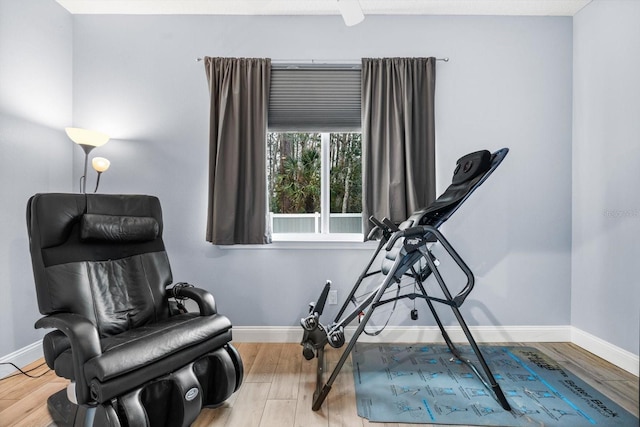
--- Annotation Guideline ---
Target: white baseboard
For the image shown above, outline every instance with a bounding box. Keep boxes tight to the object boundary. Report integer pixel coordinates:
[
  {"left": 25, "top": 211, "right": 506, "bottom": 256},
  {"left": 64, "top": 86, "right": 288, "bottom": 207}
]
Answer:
[
  {"left": 232, "top": 325, "right": 572, "bottom": 344},
  {"left": 233, "top": 325, "right": 639, "bottom": 376},
  {"left": 3, "top": 326, "right": 637, "bottom": 379},
  {"left": 571, "top": 327, "right": 639, "bottom": 376},
  {"left": 0, "top": 340, "right": 43, "bottom": 379}
]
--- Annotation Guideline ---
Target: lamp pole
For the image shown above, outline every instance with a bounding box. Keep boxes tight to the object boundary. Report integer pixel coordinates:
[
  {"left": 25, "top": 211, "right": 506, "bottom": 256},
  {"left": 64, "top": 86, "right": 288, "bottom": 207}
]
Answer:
[{"left": 79, "top": 144, "right": 96, "bottom": 193}]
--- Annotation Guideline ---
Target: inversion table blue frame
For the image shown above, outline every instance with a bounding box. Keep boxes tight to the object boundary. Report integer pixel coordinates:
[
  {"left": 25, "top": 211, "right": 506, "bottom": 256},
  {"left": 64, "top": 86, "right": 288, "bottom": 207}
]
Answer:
[{"left": 300, "top": 148, "right": 511, "bottom": 412}]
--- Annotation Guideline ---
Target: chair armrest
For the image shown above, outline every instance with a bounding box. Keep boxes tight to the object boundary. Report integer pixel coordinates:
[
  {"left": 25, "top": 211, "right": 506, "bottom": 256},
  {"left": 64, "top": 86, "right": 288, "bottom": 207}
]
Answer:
[
  {"left": 170, "top": 284, "right": 217, "bottom": 316},
  {"left": 35, "top": 313, "right": 101, "bottom": 404}
]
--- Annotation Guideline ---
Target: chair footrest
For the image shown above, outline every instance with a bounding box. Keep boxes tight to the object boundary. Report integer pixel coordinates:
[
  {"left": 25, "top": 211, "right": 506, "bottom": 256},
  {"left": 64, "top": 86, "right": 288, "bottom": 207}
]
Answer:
[{"left": 50, "top": 345, "right": 243, "bottom": 427}]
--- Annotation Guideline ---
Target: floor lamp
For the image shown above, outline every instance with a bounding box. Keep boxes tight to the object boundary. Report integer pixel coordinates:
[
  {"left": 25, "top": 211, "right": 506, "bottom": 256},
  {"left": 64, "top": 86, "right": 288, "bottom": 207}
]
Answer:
[{"left": 65, "top": 127, "right": 110, "bottom": 193}]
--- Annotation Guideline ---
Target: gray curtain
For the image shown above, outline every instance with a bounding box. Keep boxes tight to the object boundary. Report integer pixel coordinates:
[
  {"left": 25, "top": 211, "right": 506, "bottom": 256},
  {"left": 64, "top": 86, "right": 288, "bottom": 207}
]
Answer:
[
  {"left": 205, "top": 57, "right": 271, "bottom": 244},
  {"left": 361, "top": 57, "right": 436, "bottom": 236}
]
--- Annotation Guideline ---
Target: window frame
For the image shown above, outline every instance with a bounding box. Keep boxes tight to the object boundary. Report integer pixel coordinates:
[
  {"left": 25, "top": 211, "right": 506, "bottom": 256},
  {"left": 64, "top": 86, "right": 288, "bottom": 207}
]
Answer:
[{"left": 268, "top": 131, "right": 364, "bottom": 243}]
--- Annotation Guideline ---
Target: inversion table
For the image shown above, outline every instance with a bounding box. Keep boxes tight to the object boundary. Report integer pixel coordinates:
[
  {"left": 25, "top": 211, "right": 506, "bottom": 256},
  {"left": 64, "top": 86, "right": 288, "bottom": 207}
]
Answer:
[{"left": 300, "top": 148, "right": 511, "bottom": 412}]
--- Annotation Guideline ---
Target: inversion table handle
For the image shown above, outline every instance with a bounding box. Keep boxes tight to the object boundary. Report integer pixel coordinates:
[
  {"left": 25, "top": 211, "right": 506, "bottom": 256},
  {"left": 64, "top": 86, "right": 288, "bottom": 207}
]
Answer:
[
  {"left": 368, "top": 215, "right": 385, "bottom": 229},
  {"left": 421, "top": 225, "right": 476, "bottom": 307},
  {"left": 384, "top": 225, "right": 476, "bottom": 307},
  {"left": 367, "top": 216, "right": 384, "bottom": 241},
  {"left": 382, "top": 217, "right": 400, "bottom": 232}
]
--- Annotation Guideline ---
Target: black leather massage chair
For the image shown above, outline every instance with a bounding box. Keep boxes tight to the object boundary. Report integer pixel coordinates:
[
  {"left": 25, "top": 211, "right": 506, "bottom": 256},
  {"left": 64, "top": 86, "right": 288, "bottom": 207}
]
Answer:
[{"left": 26, "top": 193, "right": 242, "bottom": 426}]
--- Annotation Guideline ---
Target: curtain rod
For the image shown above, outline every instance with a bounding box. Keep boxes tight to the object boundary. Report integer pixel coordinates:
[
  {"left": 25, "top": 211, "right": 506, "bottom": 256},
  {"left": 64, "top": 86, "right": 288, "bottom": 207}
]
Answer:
[{"left": 195, "top": 57, "right": 449, "bottom": 63}]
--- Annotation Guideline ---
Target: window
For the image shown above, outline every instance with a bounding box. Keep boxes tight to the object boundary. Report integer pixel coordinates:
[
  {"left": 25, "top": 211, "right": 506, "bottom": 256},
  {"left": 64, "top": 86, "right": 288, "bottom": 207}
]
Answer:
[
  {"left": 267, "top": 64, "right": 362, "bottom": 241},
  {"left": 267, "top": 132, "right": 362, "bottom": 240}
]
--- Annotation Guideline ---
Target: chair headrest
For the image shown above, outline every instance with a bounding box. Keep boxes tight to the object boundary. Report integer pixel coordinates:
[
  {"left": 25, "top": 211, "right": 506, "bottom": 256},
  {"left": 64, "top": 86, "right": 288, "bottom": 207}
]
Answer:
[
  {"left": 451, "top": 150, "right": 491, "bottom": 185},
  {"left": 28, "top": 193, "right": 164, "bottom": 249},
  {"left": 81, "top": 214, "right": 159, "bottom": 242}
]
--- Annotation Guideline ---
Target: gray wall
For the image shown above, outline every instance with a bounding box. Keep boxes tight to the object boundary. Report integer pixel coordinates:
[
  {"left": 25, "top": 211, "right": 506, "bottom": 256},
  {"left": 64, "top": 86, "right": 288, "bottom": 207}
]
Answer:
[
  {"left": 572, "top": 0, "right": 640, "bottom": 355},
  {"left": 0, "top": 0, "right": 73, "bottom": 356},
  {"left": 0, "top": 2, "right": 580, "bottom": 359},
  {"left": 71, "top": 14, "right": 573, "bottom": 329}
]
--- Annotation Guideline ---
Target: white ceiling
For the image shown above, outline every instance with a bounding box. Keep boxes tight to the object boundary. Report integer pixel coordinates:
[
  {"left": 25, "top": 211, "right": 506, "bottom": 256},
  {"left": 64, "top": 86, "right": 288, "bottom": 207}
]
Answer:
[{"left": 55, "top": 0, "right": 592, "bottom": 16}]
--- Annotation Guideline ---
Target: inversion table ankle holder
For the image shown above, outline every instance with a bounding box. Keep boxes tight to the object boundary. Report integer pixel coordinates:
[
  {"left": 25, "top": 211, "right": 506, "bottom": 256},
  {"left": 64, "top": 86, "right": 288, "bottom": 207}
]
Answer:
[{"left": 300, "top": 148, "right": 511, "bottom": 412}]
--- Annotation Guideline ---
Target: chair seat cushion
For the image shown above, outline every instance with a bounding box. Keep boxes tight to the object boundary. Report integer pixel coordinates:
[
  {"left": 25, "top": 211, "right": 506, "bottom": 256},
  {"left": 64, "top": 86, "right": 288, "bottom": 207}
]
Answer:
[{"left": 83, "top": 313, "right": 231, "bottom": 383}]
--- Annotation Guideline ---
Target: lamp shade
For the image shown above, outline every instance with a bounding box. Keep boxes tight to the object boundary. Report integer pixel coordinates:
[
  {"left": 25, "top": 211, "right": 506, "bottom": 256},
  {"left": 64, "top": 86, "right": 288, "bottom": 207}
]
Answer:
[
  {"left": 92, "top": 157, "right": 111, "bottom": 173},
  {"left": 65, "top": 127, "right": 110, "bottom": 147},
  {"left": 337, "top": 0, "right": 364, "bottom": 26}
]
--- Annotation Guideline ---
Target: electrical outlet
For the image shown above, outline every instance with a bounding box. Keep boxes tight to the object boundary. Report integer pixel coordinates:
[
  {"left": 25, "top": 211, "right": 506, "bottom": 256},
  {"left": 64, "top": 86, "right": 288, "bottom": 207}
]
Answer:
[{"left": 328, "top": 290, "right": 338, "bottom": 305}]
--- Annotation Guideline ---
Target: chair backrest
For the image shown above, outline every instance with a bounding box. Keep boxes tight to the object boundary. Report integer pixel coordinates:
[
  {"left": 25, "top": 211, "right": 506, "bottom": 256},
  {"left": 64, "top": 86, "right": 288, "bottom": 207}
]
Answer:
[{"left": 27, "top": 193, "right": 174, "bottom": 337}]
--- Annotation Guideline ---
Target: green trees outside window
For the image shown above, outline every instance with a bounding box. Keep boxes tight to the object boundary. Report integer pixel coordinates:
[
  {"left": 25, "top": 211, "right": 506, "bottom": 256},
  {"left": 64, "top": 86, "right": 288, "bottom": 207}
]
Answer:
[{"left": 267, "top": 132, "right": 362, "bottom": 234}]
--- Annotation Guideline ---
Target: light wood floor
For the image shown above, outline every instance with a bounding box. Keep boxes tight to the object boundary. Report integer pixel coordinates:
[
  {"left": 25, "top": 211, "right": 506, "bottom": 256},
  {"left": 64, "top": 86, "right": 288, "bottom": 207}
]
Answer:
[{"left": 1, "top": 342, "right": 637, "bottom": 426}]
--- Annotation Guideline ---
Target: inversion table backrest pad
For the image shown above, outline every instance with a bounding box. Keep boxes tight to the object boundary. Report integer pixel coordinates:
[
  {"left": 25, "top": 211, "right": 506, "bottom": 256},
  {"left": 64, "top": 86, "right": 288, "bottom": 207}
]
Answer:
[
  {"left": 400, "top": 148, "right": 508, "bottom": 231},
  {"left": 381, "top": 148, "right": 508, "bottom": 275}
]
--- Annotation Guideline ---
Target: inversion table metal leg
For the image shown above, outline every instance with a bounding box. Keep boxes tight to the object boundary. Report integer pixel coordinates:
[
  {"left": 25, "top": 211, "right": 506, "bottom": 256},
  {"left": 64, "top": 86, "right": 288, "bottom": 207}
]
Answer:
[
  {"left": 311, "top": 271, "right": 399, "bottom": 411},
  {"left": 313, "top": 346, "right": 325, "bottom": 404},
  {"left": 420, "top": 244, "right": 511, "bottom": 411},
  {"left": 309, "top": 227, "right": 511, "bottom": 411},
  {"left": 418, "top": 282, "right": 470, "bottom": 369},
  {"left": 450, "top": 304, "right": 511, "bottom": 410}
]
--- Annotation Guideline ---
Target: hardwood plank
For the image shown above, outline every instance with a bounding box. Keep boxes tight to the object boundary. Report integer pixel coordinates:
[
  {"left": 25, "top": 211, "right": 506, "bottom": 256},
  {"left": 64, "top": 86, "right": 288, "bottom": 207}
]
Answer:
[
  {"left": 235, "top": 342, "right": 261, "bottom": 377},
  {"left": 221, "top": 382, "right": 271, "bottom": 427},
  {"left": 259, "top": 399, "right": 297, "bottom": 427},
  {"left": 0, "top": 398, "right": 18, "bottom": 412},
  {"left": 294, "top": 350, "right": 329, "bottom": 427},
  {"left": 0, "top": 382, "right": 62, "bottom": 426},
  {"left": 245, "top": 343, "right": 284, "bottom": 383},
  {"left": 326, "top": 347, "right": 364, "bottom": 427},
  {"left": 267, "top": 343, "right": 302, "bottom": 400},
  {"left": 0, "top": 362, "right": 56, "bottom": 400},
  {"left": 11, "top": 401, "right": 53, "bottom": 427},
  {"left": 193, "top": 405, "right": 232, "bottom": 427}
]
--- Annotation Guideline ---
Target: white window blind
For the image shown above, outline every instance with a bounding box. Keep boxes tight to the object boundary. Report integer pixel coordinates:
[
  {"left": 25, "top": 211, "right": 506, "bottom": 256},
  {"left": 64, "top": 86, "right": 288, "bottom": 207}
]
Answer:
[{"left": 269, "top": 65, "right": 361, "bottom": 132}]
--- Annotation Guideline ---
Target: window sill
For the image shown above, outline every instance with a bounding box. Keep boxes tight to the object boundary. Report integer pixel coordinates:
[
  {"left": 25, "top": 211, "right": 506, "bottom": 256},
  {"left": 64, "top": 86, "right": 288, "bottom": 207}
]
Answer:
[
  {"left": 217, "top": 234, "right": 378, "bottom": 250},
  {"left": 271, "top": 233, "right": 364, "bottom": 242}
]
